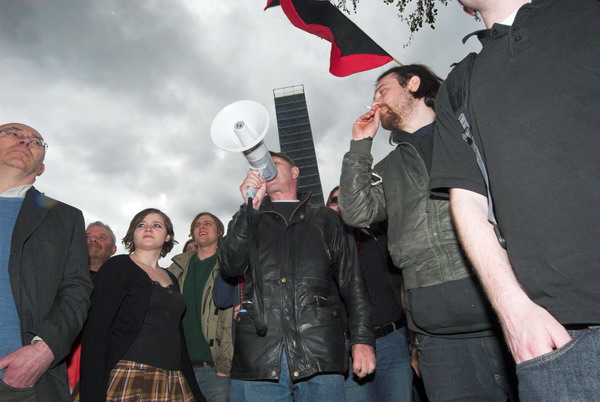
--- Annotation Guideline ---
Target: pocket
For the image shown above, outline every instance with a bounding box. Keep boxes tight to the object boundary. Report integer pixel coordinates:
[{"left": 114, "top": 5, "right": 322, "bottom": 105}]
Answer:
[
  {"left": 516, "top": 331, "right": 584, "bottom": 371},
  {"left": 414, "top": 333, "right": 431, "bottom": 350},
  {"left": 0, "top": 379, "right": 35, "bottom": 392},
  {"left": 406, "top": 279, "right": 495, "bottom": 335}
]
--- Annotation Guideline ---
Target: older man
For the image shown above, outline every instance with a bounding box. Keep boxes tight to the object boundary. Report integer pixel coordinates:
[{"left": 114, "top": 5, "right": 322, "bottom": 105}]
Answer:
[
  {"left": 430, "top": 1, "right": 600, "bottom": 400},
  {"left": 0, "top": 123, "right": 92, "bottom": 401},
  {"left": 86, "top": 221, "right": 117, "bottom": 276},
  {"left": 219, "top": 152, "right": 375, "bottom": 401}
]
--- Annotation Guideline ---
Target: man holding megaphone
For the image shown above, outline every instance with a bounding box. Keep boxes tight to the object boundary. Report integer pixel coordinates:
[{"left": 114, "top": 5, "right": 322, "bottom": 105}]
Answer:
[{"left": 218, "top": 151, "right": 375, "bottom": 401}]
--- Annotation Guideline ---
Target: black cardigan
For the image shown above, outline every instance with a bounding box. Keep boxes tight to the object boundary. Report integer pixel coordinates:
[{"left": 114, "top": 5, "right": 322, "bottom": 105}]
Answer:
[{"left": 79, "top": 255, "right": 204, "bottom": 401}]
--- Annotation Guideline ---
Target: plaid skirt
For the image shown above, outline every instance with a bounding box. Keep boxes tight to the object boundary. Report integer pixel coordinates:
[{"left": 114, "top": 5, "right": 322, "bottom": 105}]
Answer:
[{"left": 105, "top": 360, "right": 194, "bottom": 402}]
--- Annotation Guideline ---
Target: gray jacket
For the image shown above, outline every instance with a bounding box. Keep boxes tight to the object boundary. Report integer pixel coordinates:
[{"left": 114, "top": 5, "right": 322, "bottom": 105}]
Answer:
[{"left": 339, "top": 135, "right": 473, "bottom": 290}]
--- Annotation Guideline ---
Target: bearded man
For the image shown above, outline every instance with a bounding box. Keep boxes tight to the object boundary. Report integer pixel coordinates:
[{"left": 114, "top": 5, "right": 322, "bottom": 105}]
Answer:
[
  {"left": 86, "top": 221, "right": 117, "bottom": 276},
  {"left": 338, "top": 65, "right": 517, "bottom": 401}
]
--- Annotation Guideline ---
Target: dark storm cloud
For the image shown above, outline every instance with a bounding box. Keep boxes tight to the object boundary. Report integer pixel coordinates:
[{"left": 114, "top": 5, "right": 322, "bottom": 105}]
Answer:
[{"left": 0, "top": 0, "right": 484, "bottom": 261}]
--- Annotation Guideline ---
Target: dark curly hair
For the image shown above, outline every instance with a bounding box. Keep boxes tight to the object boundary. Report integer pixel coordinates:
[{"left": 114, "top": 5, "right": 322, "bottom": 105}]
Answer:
[
  {"left": 122, "top": 208, "right": 176, "bottom": 258},
  {"left": 376, "top": 64, "right": 442, "bottom": 108}
]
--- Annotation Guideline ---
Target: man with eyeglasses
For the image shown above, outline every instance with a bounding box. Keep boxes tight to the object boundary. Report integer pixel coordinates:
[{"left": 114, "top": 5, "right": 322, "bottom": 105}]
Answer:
[{"left": 0, "top": 123, "right": 92, "bottom": 401}]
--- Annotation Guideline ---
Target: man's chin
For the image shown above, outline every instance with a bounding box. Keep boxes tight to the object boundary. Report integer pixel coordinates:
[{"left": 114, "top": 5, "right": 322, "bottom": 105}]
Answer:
[{"left": 380, "top": 121, "right": 395, "bottom": 132}]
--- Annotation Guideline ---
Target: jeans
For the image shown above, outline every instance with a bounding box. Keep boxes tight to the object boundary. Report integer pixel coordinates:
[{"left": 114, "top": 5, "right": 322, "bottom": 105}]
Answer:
[
  {"left": 517, "top": 326, "right": 600, "bottom": 401},
  {"left": 345, "top": 328, "right": 413, "bottom": 402},
  {"left": 230, "top": 350, "right": 344, "bottom": 402},
  {"left": 194, "top": 365, "right": 231, "bottom": 402},
  {"left": 415, "top": 333, "right": 517, "bottom": 401}
]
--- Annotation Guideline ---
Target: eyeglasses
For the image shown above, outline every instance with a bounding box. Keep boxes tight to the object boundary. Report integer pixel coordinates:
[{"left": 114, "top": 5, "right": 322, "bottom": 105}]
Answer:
[
  {"left": 0, "top": 129, "right": 48, "bottom": 149},
  {"left": 329, "top": 196, "right": 338, "bottom": 205}
]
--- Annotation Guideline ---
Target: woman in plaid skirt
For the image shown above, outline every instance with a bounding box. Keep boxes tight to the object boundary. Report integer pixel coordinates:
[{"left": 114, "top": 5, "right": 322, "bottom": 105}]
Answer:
[{"left": 78, "top": 208, "right": 205, "bottom": 402}]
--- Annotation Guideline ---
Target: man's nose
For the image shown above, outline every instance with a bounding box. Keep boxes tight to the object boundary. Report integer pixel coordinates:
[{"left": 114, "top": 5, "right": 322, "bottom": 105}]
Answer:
[{"left": 17, "top": 138, "right": 33, "bottom": 148}]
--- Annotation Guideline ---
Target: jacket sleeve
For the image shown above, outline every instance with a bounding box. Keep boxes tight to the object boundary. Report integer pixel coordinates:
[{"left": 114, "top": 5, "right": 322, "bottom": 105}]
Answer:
[
  {"left": 218, "top": 205, "right": 260, "bottom": 278},
  {"left": 27, "top": 207, "right": 93, "bottom": 366},
  {"left": 331, "top": 214, "right": 375, "bottom": 347},
  {"left": 339, "top": 138, "right": 387, "bottom": 228},
  {"left": 168, "top": 271, "right": 206, "bottom": 402},
  {"left": 212, "top": 269, "right": 239, "bottom": 309}
]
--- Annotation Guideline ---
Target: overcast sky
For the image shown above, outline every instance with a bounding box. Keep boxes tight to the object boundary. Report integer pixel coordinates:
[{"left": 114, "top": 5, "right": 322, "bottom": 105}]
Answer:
[{"left": 0, "top": 0, "right": 482, "bottom": 264}]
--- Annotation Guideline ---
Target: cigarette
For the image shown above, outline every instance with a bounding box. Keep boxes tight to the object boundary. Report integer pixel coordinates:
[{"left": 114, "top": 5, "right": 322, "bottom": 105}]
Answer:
[{"left": 364, "top": 105, "right": 373, "bottom": 109}]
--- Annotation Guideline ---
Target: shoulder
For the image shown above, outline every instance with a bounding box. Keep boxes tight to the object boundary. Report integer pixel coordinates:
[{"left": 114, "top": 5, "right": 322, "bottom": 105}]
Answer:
[
  {"left": 306, "top": 203, "right": 345, "bottom": 227},
  {"left": 25, "top": 187, "right": 83, "bottom": 218},
  {"left": 374, "top": 149, "right": 394, "bottom": 172},
  {"left": 168, "top": 250, "right": 194, "bottom": 270},
  {"left": 94, "top": 255, "right": 141, "bottom": 284}
]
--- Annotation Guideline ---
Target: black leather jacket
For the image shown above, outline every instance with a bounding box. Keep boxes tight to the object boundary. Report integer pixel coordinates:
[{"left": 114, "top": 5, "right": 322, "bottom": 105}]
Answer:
[{"left": 218, "top": 194, "right": 374, "bottom": 381}]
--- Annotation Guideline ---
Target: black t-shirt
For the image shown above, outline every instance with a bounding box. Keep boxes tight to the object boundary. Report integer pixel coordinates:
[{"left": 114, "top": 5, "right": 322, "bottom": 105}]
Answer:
[
  {"left": 391, "top": 124, "right": 434, "bottom": 174},
  {"left": 270, "top": 200, "right": 300, "bottom": 223},
  {"left": 353, "top": 224, "right": 404, "bottom": 327},
  {"left": 430, "top": 0, "right": 600, "bottom": 324}
]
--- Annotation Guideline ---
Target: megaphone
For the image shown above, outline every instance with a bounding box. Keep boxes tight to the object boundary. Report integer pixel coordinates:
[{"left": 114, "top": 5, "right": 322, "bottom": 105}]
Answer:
[{"left": 210, "top": 100, "right": 278, "bottom": 198}]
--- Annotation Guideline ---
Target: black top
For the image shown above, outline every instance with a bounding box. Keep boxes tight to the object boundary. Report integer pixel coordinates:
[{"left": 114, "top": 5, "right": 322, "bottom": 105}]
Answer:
[
  {"left": 391, "top": 123, "right": 434, "bottom": 174},
  {"left": 353, "top": 224, "right": 404, "bottom": 327},
  {"left": 430, "top": 0, "right": 600, "bottom": 324},
  {"left": 270, "top": 200, "right": 301, "bottom": 222},
  {"left": 122, "top": 281, "right": 186, "bottom": 370}
]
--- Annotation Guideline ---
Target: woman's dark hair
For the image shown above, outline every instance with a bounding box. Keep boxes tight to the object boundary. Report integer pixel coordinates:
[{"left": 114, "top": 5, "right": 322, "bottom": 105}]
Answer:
[
  {"left": 376, "top": 64, "right": 442, "bottom": 108},
  {"left": 122, "top": 208, "right": 176, "bottom": 258}
]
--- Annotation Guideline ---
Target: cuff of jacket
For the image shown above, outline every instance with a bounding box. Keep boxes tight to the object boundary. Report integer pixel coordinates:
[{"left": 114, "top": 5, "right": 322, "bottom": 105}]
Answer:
[
  {"left": 348, "top": 336, "right": 376, "bottom": 349},
  {"left": 349, "top": 138, "right": 374, "bottom": 155}
]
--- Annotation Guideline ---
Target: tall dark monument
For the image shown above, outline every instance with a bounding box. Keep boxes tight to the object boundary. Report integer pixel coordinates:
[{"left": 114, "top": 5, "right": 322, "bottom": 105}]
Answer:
[{"left": 273, "top": 85, "right": 324, "bottom": 204}]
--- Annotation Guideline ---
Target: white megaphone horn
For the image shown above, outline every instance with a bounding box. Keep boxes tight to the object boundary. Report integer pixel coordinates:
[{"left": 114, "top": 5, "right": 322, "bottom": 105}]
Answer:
[{"left": 210, "top": 100, "right": 277, "bottom": 199}]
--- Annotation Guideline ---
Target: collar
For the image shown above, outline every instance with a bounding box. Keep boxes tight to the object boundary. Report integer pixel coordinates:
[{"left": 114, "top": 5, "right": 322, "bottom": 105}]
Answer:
[
  {"left": 262, "top": 192, "right": 310, "bottom": 212},
  {"left": 500, "top": 8, "right": 519, "bottom": 25},
  {"left": 0, "top": 184, "right": 33, "bottom": 198},
  {"left": 462, "top": 0, "right": 541, "bottom": 45},
  {"left": 390, "top": 122, "right": 434, "bottom": 145}
]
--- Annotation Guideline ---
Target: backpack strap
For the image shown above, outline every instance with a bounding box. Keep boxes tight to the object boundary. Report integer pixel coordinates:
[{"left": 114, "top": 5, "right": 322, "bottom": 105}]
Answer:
[{"left": 445, "top": 53, "right": 506, "bottom": 249}]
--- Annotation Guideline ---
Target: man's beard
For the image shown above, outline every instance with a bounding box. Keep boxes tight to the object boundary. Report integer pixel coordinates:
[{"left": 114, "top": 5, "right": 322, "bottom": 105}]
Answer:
[
  {"left": 89, "top": 246, "right": 112, "bottom": 261},
  {"left": 379, "top": 104, "right": 403, "bottom": 131},
  {"left": 379, "top": 96, "right": 418, "bottom": 132}
]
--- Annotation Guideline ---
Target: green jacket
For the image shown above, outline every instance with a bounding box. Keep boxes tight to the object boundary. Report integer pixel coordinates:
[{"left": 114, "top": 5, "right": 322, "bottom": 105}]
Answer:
[
  {"left": 339, "top": 135, "right": 473, "bottom": 290},
  {"left": 168, "top": 250, "right": 234, "bottom": 374}
]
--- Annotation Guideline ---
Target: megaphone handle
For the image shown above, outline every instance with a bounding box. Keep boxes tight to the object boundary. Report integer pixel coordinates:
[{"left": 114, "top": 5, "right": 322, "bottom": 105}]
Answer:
[{"left": 245, "top": 187, "right": 258, "bottom": 199}]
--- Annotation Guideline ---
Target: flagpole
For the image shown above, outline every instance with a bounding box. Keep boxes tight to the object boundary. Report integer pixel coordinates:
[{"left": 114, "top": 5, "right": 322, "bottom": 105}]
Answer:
[{"left": 393, "top": 57, "right": 404, "bottom": 66}]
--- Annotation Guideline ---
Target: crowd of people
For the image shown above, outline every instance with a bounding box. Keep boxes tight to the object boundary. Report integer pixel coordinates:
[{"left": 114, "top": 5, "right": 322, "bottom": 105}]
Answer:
[{"left": 1, "top": 0, "right": 598, "bottom": 401}]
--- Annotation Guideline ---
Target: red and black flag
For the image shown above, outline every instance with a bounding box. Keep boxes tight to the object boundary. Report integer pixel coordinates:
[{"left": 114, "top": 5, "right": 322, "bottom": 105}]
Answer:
[{"left": 265, "top": 0, "right": 395, "bottom": 77}]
